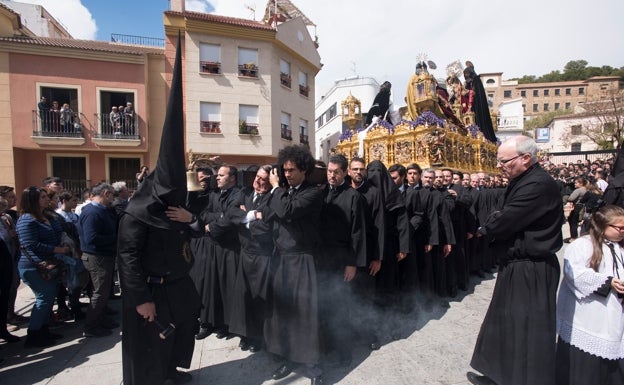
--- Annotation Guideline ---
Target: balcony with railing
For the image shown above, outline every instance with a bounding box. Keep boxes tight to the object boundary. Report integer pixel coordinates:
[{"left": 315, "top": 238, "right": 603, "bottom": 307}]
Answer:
[
  {"left": 300, "top": 134, "right": 309, "bottom": 144},
  {"left": 93, "top": 112, "right": 141, "bottom": 146},
  {"left": 280, "top": 72, "right": 291, "bottom": 88},
  {"left": 299, "top": 84, "right": 309, "bottom": 97},
  {"left": 238, "top": 63, "right": 259, "bottom": 78},
  {"left": 32, "top": 109, "right": 85, "bottom": 145},
  {"left": 110, "top": 33, "right": 165, "bottom": 48},
  {"left": 200, "top": 61, "right": 221, "bottom": 74},
  {"left": 281, "top": 124, "right": 292, "bottom": 140},
  {"left": 200, "top": 121, "right": 222, "bottom": 133},
  {"left": 239, "top": 121, "right": 259, "bottom": 136}
]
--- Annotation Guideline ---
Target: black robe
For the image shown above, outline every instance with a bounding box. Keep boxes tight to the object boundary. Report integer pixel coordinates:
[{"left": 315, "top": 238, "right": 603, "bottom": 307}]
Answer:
[
  {"left": 262, "top": 181, "right": 323, "bottom": 365},
  {"left": 471, "top": 164, "right": 563, "bottom": 385},
  {"left": 227, "top": 188, "right": 273, "bottom": 341},
  {"left": 118, "top": 214, "right": 201, "bottom": 385},
  {"left": 318, "top": 182, "right": 368, "bottom": 355},
  {"left": 189, "top": 186, "right": 240, "bottom": 329},
  {"left": 429, "top": 187, "right": 456, "bottom": 297},
  {"left": 403, "top": 185, "right": 439, "bottom": 295}
]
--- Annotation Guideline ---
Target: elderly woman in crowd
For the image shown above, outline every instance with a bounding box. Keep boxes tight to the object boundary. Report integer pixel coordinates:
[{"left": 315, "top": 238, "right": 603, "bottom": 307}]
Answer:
[
  {"left": 16, "top": 187, "right": 70, "bottom": 348},
  {"left": 556, "top": 204, "right": 624, "bottom": 385}
]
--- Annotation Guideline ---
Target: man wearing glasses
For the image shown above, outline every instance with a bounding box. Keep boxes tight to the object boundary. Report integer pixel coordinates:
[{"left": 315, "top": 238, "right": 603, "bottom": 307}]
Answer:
[{"left": 468, "top": 136, "right": 563, "bottom": 385}]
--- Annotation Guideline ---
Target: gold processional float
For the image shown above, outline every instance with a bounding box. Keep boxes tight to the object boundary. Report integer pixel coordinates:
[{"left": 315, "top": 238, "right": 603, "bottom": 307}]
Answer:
[{"left": 336, "top": 59, "right": 499, "bottom": 174}]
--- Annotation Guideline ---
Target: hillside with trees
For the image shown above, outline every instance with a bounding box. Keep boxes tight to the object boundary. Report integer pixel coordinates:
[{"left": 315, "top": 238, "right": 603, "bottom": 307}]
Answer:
[{"left": 511, "top": 60, "right": 624, "bottom": 84}]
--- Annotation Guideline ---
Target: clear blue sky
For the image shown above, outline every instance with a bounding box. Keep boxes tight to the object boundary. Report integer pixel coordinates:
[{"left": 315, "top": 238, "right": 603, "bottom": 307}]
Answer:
[{"left": 82, "top": 0, "right": 170, "bottom": 41}]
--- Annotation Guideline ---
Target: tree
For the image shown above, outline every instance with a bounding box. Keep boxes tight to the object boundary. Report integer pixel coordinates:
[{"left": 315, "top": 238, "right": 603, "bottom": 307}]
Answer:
[{"left": 559, "top": 89, "right": 624, "bottom": 150}]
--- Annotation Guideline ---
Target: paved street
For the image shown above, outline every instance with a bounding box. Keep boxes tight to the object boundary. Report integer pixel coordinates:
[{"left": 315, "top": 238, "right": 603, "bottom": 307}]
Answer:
[{"left": 1, "top": 237, "right": 569, "bottom": 385}]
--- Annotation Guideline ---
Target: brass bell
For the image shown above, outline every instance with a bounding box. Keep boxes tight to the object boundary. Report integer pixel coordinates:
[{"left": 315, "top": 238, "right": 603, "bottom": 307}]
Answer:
[{"left": 186, "top": 170, "right": 203, "bottom": 192}]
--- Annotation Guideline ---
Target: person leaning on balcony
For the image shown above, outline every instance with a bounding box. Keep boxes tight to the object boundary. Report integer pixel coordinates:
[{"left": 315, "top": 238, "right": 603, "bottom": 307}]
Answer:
[
  {"left": 59, "top": 103, "right": 73, "bottom": 133},
  {"left": 109, "top": 106, "right": 121, "bottom": 134},
  {"left": 37, "top": 96, "right": 49, "bottom": 132},
  {"left": 123, "top": 102, "right": 135, "bottom": 135}
]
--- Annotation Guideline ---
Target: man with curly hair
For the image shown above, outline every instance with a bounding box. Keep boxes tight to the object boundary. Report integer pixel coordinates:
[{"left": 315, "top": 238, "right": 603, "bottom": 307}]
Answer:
[{"left": 261, "top": 145, "right": 324, "bottom": 385}]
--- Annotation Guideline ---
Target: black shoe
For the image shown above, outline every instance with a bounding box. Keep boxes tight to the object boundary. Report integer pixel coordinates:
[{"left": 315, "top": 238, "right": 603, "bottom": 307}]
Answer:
[
  {"left": 476, "top": 270, "right": 486, "bottom": 278},
  {"left": 272, "top": 363, "right": 295, "bottom": 380},
  {"left": 99, "top": 317, "right": 120, "bottom": 329},
  {"left": 239, "top": 338, "right": 250, "bottom": 351},
  {"left": 310, "top": 375, "right": 323, "bottom": 385},
  {"left": 24, "top": 330, "right": 55, "bottom": 348},
  {"left": 195, "top": 326, "right": 212, "bottom": 340},
  {"left": 248, "top": 344, "right": 261, "bottom": 353},
  {"left": 467, "top": 372, "right": 498, "bottom": 385},
  {"left": 83, "top": 326, "right": 112, "bottom": 338},
  {"left": 369, "top": 337, "right": 381, "bottom": 350},
  {"left": 449, "top": 286, "right": 458, "bottom": 298},
  {"left": 167, "top": 370, "right": 192, "bottom": 384}
]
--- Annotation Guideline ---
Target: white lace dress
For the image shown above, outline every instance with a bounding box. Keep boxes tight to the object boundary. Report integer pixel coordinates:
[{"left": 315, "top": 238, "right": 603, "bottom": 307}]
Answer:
[{"left": 557, "top": 236, "right": 624, "bottom": 360}]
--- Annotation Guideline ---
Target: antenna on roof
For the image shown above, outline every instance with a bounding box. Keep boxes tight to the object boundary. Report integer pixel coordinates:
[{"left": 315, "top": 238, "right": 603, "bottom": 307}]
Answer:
[{"left": 244, "top": 3, "right": 256, "bottom": 20}]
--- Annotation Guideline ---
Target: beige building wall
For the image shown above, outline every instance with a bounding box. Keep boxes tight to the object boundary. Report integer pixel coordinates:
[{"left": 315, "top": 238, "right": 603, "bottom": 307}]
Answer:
[
  {"left": 165, "top": 11, "right": 321, "bottom": 166},
  {"left": 483, "top": 73, "right": 620, "bottom": 120},
  {"left": 0, "top": 51, "right": 14, "bottom": 186}
]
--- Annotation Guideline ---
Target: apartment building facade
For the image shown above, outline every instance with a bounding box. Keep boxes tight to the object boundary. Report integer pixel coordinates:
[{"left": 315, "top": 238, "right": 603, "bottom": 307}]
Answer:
[
  {"left": 0, "top": 5, "right": 166, "bottom": 192},
  {"left": 164, "top": 0, "right": 321, "bottom": 168}
]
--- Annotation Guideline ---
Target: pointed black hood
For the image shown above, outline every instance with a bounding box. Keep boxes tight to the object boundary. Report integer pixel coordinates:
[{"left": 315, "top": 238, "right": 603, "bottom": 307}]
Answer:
[{"left": 124, "top": 32, "right": 187, "bottom": 230}]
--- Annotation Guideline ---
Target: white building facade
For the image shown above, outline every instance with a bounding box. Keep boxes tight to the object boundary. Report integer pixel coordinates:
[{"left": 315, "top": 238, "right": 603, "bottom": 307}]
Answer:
[{"left": 314, "top": 76, "right": 380, "bottom": 162}]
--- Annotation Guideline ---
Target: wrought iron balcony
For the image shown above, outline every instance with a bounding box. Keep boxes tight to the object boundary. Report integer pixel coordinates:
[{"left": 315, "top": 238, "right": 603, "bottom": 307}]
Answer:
[
  {"left": 201, "top": 121, "right": 222, "bottom": 133},
  {"left": 200, "top": 61, "right": 221, "bottom": 74},
  {"left": 110, "top": 33, "right": 165, "bottom": 48},
  {"left": 299, "top": 84, "right": 309, "bottom": 97},
  {"left": 280, "top": 72, "right": 291, "bottom": 88},
  {"left": 239, "top": 122, "right": 259, "bottom": 135},
  {"left": 300, "top": 134, "right": 309, "bottom": 144},
  {"left": 32, "top": 109, "right": 83, "bottom": 138},
  {"left": 238, "top": 64, "right": 259, "bottom": 78},
  {"left": 93, "top": 112, "right": 139, "bottom": 139},
  {"left": 281, "top": 124, "right": 292, "bottom": 140}
]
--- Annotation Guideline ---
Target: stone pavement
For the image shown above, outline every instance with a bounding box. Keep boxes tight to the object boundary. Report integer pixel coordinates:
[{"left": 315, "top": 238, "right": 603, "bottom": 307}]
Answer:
[{"left": 1, "top": 238, "right": 570, "bottom": 385}]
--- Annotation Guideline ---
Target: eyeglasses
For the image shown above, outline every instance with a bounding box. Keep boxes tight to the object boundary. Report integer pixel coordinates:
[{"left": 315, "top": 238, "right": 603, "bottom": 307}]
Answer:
[
  {"left": 497, "top": 154, "right": 524, "bottom": 165},
  {"left": 609, "top": 224, "right": 624, "bottom": 233}
]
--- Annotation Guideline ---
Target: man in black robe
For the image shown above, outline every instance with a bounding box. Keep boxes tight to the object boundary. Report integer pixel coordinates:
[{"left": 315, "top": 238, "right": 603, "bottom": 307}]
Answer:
[
  {"left": 403, "top": 163, "right": 439, "bottom": 309},
  {"left": 117, "top": 33, "right": 201, "bottom": 385},
  {"left": 226, "top": 165, "right": 273, "bottom": 352},
  {"left": 430, "top": 169, "right": 456, "bottom": 298},
  {"left": 262, "top": 145, "right": 324, "bottom": 385},
  {"left": 318, "top": 154, "right": 368, "bottom": 367},
  {"left": 468, "top": 136, "right": 563, "bottom": 385},
  {"left": 441, "top": 168, "right": 473, "bottom": 295},
  {"left": 348, "top": 157, "right": 383, "bottom": 351},
  {"left": 196, "top": 165, "right": 240, "bottom": 339}
]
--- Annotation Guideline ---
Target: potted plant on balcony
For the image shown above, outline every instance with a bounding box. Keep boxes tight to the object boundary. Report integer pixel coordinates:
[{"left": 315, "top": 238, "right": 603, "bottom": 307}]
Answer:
[
  {"left": 280, "top": 72, "right": 291, "bottom": 87},
  {"left": 242, "top": 62, "right": 257, "bottom": 77},
  {"left": 202, "top": 61, "right": 220, "bottom": 74},
  {"left": 299, "top": 84, "right": 309, "bottom": 97}
]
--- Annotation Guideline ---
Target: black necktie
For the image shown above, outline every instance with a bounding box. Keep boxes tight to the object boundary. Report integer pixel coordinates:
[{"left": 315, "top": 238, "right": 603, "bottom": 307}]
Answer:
[{"left": 288, "top": 187, "right": 295, "bottom": 196}]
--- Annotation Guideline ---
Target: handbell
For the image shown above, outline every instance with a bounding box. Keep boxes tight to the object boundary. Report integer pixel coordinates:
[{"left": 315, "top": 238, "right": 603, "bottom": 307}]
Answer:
[{"left": 186, "top": 170, "right": 203, "bottom": 192}]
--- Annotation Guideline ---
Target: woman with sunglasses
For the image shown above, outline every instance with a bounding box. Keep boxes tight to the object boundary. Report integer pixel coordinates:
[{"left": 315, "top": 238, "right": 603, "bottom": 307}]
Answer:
[
  {"left": 16, "top": 187, "right": 70, "bottom": 347},
  {"left": 556, "top": 204, "right": 624, "bottom": 385}
]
